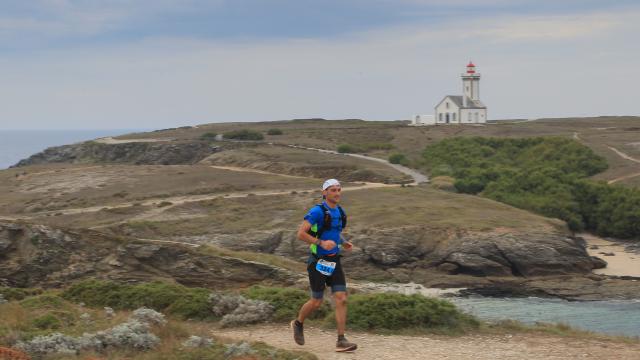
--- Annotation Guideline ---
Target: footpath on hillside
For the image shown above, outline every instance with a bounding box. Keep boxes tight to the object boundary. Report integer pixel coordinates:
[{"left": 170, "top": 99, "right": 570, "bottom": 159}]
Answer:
[{"left": 216, "top": 324, "right": 640, "bottom": 360}]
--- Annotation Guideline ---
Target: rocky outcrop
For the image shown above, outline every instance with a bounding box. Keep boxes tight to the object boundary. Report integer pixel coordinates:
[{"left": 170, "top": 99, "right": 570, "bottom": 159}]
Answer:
[
  {"left": 433, "top": 233, "right": 598, "bottom": 277},
  {"left": 172, "top": 227, "right": 601, "bottom": 279},
  {"left": 13, "top": 141, "right": 218, "bottom": 167},
  {"left": 0, "top": 222, "right": 297, "bottom": 289}
]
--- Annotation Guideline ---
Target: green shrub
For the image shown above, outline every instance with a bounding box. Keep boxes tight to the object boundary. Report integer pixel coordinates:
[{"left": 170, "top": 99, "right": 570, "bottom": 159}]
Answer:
[
  {"left": 20, "top": 294, "right": 69, "bottom": 310},
  {"left": 199, "top": 132, "right": 218, "bottom": 140},
  {"left": 165, "top": 288, "right": 214, "bottom": 320},
  {"left": 223, "top": 129, "right": 264, "bottom": 141},
  {"left": 388, "top": 153, "right": 409, "bottom": 166},
  {"left": 0, "top": 287, "right": 43, "bottom": 301},
  {"left": 242, "top": 286, "right": 330, "bottom": 322},
  {"left": 267, "top": 128, "right": 283, "bottom": 135},
  {"left": 342, "top": 293, "right": 479, "bottom": 333},
  {"left": 61, "top": 280, "right": 212, "bottom": 320},
  {"left": 419, "top": 136, "right": 640, "bottom": 238},
  {"left": 32, "top": 313, "right": 62, "bottom": 330},
  {"left": 337, "top": 144, "right": 362, "bottom": 153}
]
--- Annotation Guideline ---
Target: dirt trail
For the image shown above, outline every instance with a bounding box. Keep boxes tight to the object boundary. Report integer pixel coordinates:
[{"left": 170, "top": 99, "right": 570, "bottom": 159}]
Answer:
[
  {"left": 608, "top": 171, "right": 640, "bottom": 184},
  {"left": 216, "top": 324, "right": 640, "bottom": 360},
  {"left": 7, "top": 165, "right": 397, "bottom": 221},
  {"left": 283, "top": 144, "right": 429, "bottom": 185},
  {"left": 573, "top": 132, "right": 640, "bottom": 184}
]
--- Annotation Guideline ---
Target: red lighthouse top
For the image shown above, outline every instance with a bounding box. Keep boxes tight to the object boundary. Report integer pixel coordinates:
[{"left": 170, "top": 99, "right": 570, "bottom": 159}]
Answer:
[{"left": 466, "top": 61, "right": 476, "bottom": 74}]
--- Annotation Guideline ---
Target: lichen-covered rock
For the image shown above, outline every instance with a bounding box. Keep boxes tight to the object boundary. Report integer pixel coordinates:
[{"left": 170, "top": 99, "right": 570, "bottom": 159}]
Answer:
[
  {"left": 181, "top": 335, "right": 214, "bottom": 348},
  {"left": 208, "top": 293, "right": 274, "bottom": 326},
  {"left": 129, "top": 308, "right": 166, "bottom": 326},
  {"left": 224, "top": 342, "right": 254, "bottom": 357}
]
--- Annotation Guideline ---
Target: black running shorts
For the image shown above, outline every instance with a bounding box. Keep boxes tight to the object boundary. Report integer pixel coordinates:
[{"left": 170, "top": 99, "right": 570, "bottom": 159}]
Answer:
[{"left": 307, "top": 255, "right": 346, "bottom": 299}]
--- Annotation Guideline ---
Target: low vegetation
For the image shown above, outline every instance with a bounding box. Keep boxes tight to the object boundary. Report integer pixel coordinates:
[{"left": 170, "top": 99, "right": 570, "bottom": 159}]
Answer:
[
  {"left": 267, "top": 128, "right": 284, "bottom": 135},
  {"left": 337, "top": 142, "right": 394, "bottom": 153},
  {"left": 388, "top": 153, "right": 409, "bottom": 166},
  {"left": 199, "top": 132, "right": 217, "bottom": 140},
  {"left": 223, "top": 129, "right": 264, "bottom": 141},
  {"left": 242, "top": 286, "right": 331, "bottom": 322},
  {"left": 61, "top": 280, "right": 214, "bottom": 320},
  {"left": 2, "top": 282, "right": 637, "bottom": 358},
  {"left": 0, "top": 291, "right": 316, "bottom": 359},
  {"left": 423, "top": 137, "right": 640, "bottom": 239}
]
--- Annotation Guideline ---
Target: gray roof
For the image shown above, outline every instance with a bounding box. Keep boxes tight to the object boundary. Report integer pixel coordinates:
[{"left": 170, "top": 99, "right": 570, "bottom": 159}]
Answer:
[{"left": 441, "top": 95, "right": 486, "bottom": 109}]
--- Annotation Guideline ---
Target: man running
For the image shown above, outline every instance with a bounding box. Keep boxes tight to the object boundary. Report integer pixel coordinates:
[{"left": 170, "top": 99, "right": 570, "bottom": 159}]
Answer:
[{"left": 291, "top": 178, "right": 357, "bottom": 352}]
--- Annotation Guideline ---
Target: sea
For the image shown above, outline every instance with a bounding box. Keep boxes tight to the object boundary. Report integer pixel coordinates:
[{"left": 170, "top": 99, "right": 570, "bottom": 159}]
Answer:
[
  {"left": 451, "top": 296, "right": 640, "bottom": 337},
  {"left": 0, "top": 129, "right": 145, "bottom": 169}
]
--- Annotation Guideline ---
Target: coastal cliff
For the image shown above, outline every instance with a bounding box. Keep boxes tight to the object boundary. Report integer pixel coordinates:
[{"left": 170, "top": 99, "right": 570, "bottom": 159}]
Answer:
[{"left": 12, "top": 140, "right": 218, "bottom": 167}]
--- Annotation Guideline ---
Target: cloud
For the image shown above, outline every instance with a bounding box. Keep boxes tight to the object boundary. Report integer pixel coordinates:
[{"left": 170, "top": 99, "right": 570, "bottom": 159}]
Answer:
[
  {"left": 0, "top": 5, "right": 638, "bottom": 129},
  {"left": 472, "top": 12, "right": 623, "bottom": 41}
]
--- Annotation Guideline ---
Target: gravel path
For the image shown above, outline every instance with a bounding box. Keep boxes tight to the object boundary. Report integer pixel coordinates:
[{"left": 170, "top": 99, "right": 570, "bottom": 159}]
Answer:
[
  {"left": 216, "top": 324, "right": 640, "bottom": 360},
  {"left": 284, "top": 144, "right": 429, "bottom": 184}
]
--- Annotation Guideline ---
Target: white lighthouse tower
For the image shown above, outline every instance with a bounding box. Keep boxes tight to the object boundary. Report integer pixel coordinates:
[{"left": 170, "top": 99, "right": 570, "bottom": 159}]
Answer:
[
  {"left": 432, "top": 62, "right": 488, "bottom": 124},
  {"left": 462, "top": 62, "right": 480, "bottom": 108}
]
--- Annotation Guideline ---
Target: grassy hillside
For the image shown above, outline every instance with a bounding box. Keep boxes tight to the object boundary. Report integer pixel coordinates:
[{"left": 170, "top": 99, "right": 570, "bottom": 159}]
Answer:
[{"left": 114, "top": 116, "right": 640, "bottom": 187}]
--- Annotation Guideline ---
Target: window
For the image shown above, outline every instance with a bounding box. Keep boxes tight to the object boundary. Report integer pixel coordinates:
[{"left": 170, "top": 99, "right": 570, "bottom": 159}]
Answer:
[
  {"left": 452, "top": 113, "right": 456, "bottom": 122},
  {"left": 468, "top": 113, "right": 472, "bottom": 122},
  {"left": 439, "top": 113, "right": 443, "bottom": 122},
  {"left": 475, "top": 112, "right": 479, "bottom": 122},
  {"left": 446, "top": 102, "right": 449, "bottom": 109}
]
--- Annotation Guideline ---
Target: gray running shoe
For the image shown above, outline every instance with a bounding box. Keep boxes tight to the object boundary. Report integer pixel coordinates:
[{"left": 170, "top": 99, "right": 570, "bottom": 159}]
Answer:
[
  {"left": 291, "top": 320, "right": 304, "bottom": 345},
  {"left": 336, "top": 337, "right": 357, "bottom": 352}
]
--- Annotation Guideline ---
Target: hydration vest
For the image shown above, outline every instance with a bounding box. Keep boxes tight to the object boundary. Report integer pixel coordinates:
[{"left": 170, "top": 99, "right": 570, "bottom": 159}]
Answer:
[{"left": 307, "top": 203, "right": 347, "bottom": 255}]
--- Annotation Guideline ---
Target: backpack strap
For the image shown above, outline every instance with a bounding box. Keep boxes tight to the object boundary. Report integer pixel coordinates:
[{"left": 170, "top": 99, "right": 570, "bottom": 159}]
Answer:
[
  {"left": 337, "top": 206, "right": 347, "bottom": 230},
  {"left": 315, "top": 203, "right": 332, "bottom": 239}
]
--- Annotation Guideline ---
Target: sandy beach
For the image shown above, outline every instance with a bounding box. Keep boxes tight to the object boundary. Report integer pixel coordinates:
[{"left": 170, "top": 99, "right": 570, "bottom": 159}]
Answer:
[{"left": 583, "top": 233, "right": 640, "bottom": 277}]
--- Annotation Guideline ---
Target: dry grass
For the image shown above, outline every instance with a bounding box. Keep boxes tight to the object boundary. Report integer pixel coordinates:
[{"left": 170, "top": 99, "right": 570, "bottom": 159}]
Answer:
[
  {"left": 0, "top": 164, "right": 319, "bottom": 216},
  {"left": 0, "top": 296, "right": 317, "bottom": 360},
  {"left": 113, "top": 116, "right": 640, "bottom": 188}
]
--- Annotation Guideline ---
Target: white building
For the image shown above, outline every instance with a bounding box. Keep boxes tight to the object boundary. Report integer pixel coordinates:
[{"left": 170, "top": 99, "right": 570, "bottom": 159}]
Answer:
[
  {"left": 410, "top": 114, "right": 435, "bottom": 125},
  {"left": 435, "top": 62, "right": 487, "bottom": 124}
]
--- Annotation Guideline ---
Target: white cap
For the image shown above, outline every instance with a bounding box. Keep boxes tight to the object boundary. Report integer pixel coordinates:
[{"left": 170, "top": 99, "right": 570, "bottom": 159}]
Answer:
[{"left": 322, "top": 178, "right": 341, "bottom": 190}]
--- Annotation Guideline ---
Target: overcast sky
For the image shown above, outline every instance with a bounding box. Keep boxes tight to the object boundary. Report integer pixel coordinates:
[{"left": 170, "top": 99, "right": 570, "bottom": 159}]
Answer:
[{"left": 0, "top": 0, "right": 638, "bottom": 129}]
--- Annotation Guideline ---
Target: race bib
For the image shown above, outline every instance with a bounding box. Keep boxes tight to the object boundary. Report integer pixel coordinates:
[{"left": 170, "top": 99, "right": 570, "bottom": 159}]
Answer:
[{"left": 315, "top": 259, "right": 336, "bottom": 276}]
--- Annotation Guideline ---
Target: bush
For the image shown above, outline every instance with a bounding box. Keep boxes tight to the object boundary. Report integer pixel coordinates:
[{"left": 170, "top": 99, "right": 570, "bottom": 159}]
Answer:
[
  {"left": 343, "top": 293, "right": 479, "bottom": 333},
  {"left": 388, "top": 153, "right": 409, "bottom": 166},
  {"left": 16, "top": 308, "right": 166, "bottom": 357},
  {"left": 0, "top": 287, "right": 43, "bottom": 301},
  {"left": 199, "top": 132, "right": 217, "bottom": 140},
  {"left": 267, "top": 128, "right": 283, "bottom": 135},
  {"left": 420, "top": 136, "right": 640, "bottom": 238},
  {"left": 222, "top": 129, "right": 264, "bottom": 141},
  {"left": 242, "top": 286, "right": 330, "bottom": 322},
  {"left": 208, "top": 293, "right": 273, "bottom": 327},
  {"left": 337, "top": 144, "right": 362, "bottom": 153},
  {"left": 61, "top": 280, "right": 212, "bottom": 320},
  {"left": 32, "top": 313, "right": 62, "bottom": 330}
]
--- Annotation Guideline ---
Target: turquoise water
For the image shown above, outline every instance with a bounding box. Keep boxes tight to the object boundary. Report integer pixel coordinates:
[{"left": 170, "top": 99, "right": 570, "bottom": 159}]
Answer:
[
  {"left": 451, "top": 296, "right": 640, "bottom": 337},
  {"left": 0, "top": 130, "right": 144, "bottom": 169}
]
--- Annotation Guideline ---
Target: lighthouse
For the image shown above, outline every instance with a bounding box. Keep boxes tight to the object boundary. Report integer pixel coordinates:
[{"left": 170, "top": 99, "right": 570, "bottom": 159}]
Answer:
[
  {"left": 462, "top": 62, "right": 480, "bottom": 108},
  {"left": 426, "top": 62, "right": 488, "bottom": 125}
]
